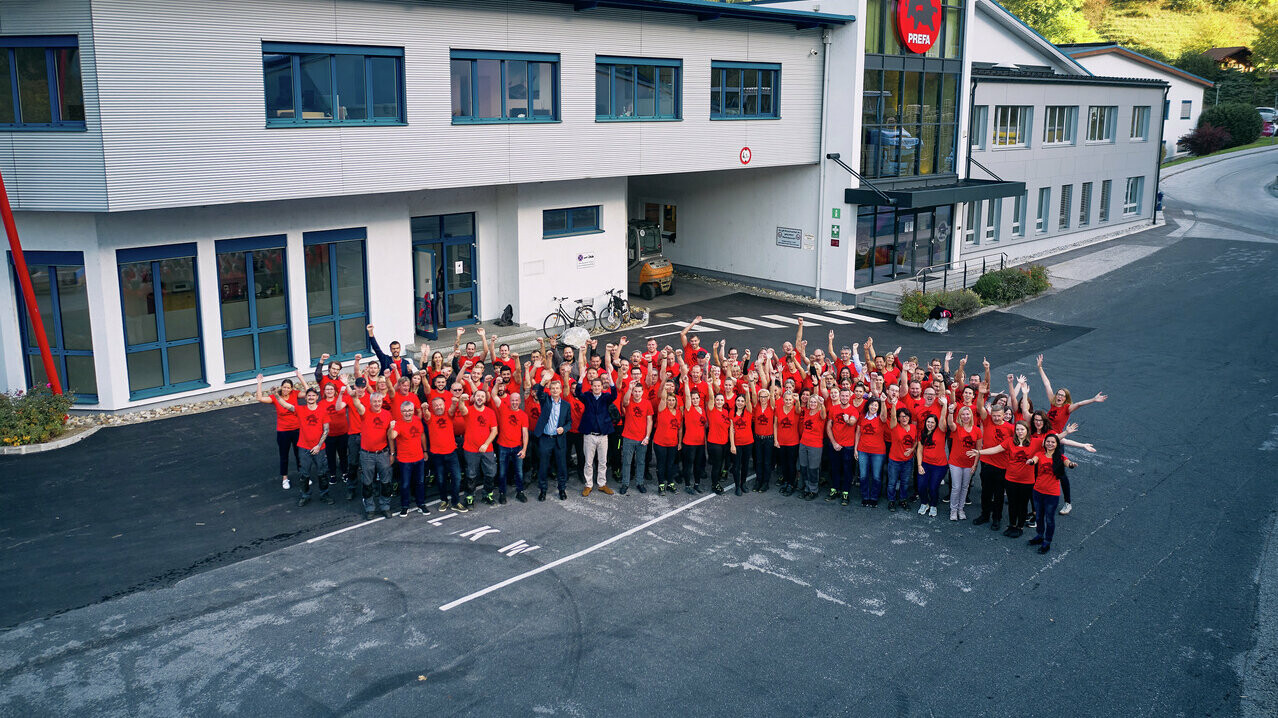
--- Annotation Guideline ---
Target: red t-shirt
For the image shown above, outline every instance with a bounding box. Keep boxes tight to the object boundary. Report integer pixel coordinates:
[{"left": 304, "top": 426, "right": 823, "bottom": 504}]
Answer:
[
  {"left": 752, "top": 405, "right": 775, "bottom": 438},
  {"left": 912, "top": 401, "right": 943, "bottom": 431},
  {"left": 1003, "top": 437, "right": 1040, "bottom": 484},
  {"left": 776, "top": 406, "right": 801, "bottom": 446},
  {"left": 948, "top": 423, "right": 981, "bottom": 469},
  {"left": 918, "top": 428, "right": 948, "bottom": 466},
  {"left": 493, "top": 356, "right": 519, "bottom": 375},
  {"left": 829, "top": 404, "right": 859, "bottom": 447},
  {"left": 889, "top": 424, "right": 917, "bottom": 462},
  {"left": 687, "top": 380, "right": 711, "bottom": 409},
  {"left": 295, "top": 403, "right": 328, "bottom": 451},
  {"left": 271, "top": 393, "right": 300, "bottom": 432},
  {"left": 1032, "top": 450, "right": 1068, "bottom": 495},
  {"left": 653, "top": 407, "right": 682, "bottom": 447},
  {"left": 622, "top": 399, "right": 654, "bottom": 442},
  {"left": 856, "top": 414, "right": 888, "bottom": 454},
  {"left": 707, "top": 407, "right": 732, "bottom": 445},
  {"left": 463, "top": 405, "right": 497, "bottom": 453},
  {"left": 568, "top": 395, "right": 584, "bottom": 433},
  {"left": 731, "top": 410, "right": 754, "bottom": 447},
  {"left": 321, "top": 397, "right": 347, "bottom": 436},
  {"left": 394, "top": 417, "right": 426, "bottom": 462},
  {"left": 799, "top": 409, "right": 825, "bottom": 448},
  {"left": 495, "top": 403, "right": 528, "bottom": 449},
  {"left": 390, "top": 391, "right": 420, "bottom": 418},
  {"left": 345, "top": 392, "right": 369, "bottom": 433},
  {"left": 426, "top": 412, "right": 457, "bottom": 454},
  {"left": 981, "top": 420, "right": 1013, "bottom": 470},
  {"left": 683, "top": 406, "right": 707, "bottom": 446},
  {"left": 683, "top": 344, "right": 704, "bottom": 366},
  {"left": 1046, "top": 404, "right": 1071, "bottom": 433},
  {"left": 360, "top": 408, "right": 393, "bottom": 452}
]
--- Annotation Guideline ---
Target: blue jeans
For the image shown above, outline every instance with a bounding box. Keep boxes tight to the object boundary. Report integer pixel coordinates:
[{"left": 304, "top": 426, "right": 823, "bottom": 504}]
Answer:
[
  {"left": 858, "top": 451, "right": 886, "bottom": 501},
  {"left": 886, "top": 459, "right": 912, "bottom": 502},
  {"left": 1033, "top": 490, "right": 1060, "bottom": 543},
  {"left": 620, "top": 437, "right": 647, "bottom": 488},
  {"left": 398, "top": 459, "right": 426, "bottom": 509},
  {"left": 497, "top": 445, "right": 525, "bottom": 494},
  {"left": 918, "top": 462, "right": 947, "bottom": 506},
  {"left": 832, "top": 446, "right": 856, "bottom": 493},
  {"left": 432, "top": 451, "right": 462, "bottom": 505}
]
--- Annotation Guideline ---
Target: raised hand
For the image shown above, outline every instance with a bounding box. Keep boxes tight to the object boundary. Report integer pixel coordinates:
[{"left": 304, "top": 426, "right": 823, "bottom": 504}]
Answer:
[
  {"left": 320, "top": 353, "right": 330, "bottom": 363},
  {"left": 365, "top": 324, "right": 375, "bottom": 335},
  {"left": 982, "top": 357, "right": 990, "bottom": 371},
  {"left": 828, "top": 330, "right": 834, "bottom": 341},
  {"left": 945, "top": 351, "right": 953, "bottom": 362},
  {"left": 1036, "top": 354, "right": 1044, "bottom": 368},
  {"left": 1093, "top": 392, "right": 1108, "bottom": 403}
]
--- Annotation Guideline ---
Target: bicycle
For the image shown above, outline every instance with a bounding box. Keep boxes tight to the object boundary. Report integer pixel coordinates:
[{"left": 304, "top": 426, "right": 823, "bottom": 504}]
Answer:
[
  {"left": 596, "top": 287, "right": 631, "bottom": 332},
  {"left": 542, "top": 296, "right": 597, "bottom": 339}
]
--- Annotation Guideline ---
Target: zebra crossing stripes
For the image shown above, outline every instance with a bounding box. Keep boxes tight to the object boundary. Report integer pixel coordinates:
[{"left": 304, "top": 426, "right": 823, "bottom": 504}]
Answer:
[
  {"left": 697, "top": 317, "right": 754, "bottom": 331},
  {"left": 729, "top": 316, "right": 787, "bottom": 328},
  {"left": 825, "top": 309, "right": 887, "bottom": 324},
  {"left": 796, "top": 311, "right": 849, "bottom": 325},
  {"left": 761, "top": 314, "right": 808, "bottom": 325}
]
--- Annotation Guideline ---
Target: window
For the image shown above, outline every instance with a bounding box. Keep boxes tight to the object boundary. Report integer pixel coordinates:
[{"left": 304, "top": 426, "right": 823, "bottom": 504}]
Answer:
[
  {"left": 1043, "top": 106, "right": 1076, "bottom": 145},
  {"left": 1130, "top": 106, "right": 1150, "bottom": 141},
  {"left": 860, "top": 66, "right": 960, "bottom": 179},
  {"left": 450, "top": 50, "right": 559, "bottom": 123},
  {"left": 1079, "top": 182, "right": 1092, "bottom": 227},
  {"left": 1036, "top": 188, "right": 1050, "bottom": 233},
  {"left": 970, "top": 105, "right": 988, "bottom": 150},
  {"left": 964, "top": 201, "right": 979, "bottom": 244},
  {"left": 262, "top": 43, "right": 404, "bottom": 126},
  {"left": 117, "top": 245, "right": 206, "bottom": 399},
  {"left": 304, "top": 228, "right": 368, "bottom": 361},
  {"left": 1058, "top": 185, "right": 1072, "bottom": 230},
  {"left": 543, "top": 206, "right": 602, "bottom": 238},
  {"left": 1180, "top": 100, "right": 1192, "bottom": 120},
  {"left": 11, "top": 251, "right": 96, "bottom": 402},
  {"left": 1124, "top": 176, "right": 1143, "bottom": 216},
  {"left": 216, "top": 236, "right": 292, "bottom": 381},
  {"left": 1100, "top": 179, "right": 1112, "bottom": 222},
  {"left": 710, "top": 62, "right": 779, "bottom": 119},
  {"left": 864, "top": 0, "right": 965, "bottom": 59},
  {"left": 992, "top": 105, "right": 1030, "bottom": 147},
  {"left": 1086, "top": 106, "right": 1116, "bottom": 142},
  {"left": 0, "top": 36, "right": 84, "bottom": 129},
  {"left": 1012, "top": 192, "right": 1026, "bottom": 237},
  {"left": 984, "top": 198, "right": 1001, "bottom": 242},
  {"left": 596, "top": 57, "right": 680, "bottom": 120}
]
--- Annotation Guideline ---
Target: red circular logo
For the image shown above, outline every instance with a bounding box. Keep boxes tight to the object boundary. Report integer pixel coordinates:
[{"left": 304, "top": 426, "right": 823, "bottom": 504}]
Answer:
[
  {"left": 739, "top": 146, "right": 752, "bottom": 165},
  {"left": 897, "top": 0, "right": 941, "bottom": 54}
]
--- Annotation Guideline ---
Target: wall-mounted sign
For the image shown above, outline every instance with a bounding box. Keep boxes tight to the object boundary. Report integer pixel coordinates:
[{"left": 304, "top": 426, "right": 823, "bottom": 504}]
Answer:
[
  {"left": 740, "top": 147, "right": 752, "bottom": 165},
  {"left": 776, "top": 226, "right": 802, "bottom": 248},
  {"left": 832, "top": 208, "right": 841, "bottom": 219},
  {"left": 454, "top": 261, "right": 464, "bottom": 275},
  {"left": 897, "top": 0, "right": 942, "bottom": 54},
  {"left": 831, "top": 224, "right": 841, "bottom": 239},
  {"left": 577, "top": 252, "right": 596, "bottom": 268}
]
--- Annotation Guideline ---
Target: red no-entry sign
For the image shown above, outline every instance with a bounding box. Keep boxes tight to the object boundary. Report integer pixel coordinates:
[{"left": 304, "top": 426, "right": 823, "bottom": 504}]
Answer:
[{"left": 740, "top": 147, "right": 752, "bottom": 165}]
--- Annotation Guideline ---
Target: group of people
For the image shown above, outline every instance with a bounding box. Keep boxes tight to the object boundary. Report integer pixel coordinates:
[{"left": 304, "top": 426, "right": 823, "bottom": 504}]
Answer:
[{"left": 258, "top": 317, "right": 1106, "bottom": 554}]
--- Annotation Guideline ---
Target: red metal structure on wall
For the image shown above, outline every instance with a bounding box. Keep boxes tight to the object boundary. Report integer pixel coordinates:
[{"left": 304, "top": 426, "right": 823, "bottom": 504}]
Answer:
[{"left": 0, "top": 170, "right": 63, "bottom": 395}]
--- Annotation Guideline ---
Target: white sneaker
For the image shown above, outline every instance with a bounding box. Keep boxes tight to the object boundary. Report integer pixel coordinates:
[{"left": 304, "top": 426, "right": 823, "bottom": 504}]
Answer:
[
  {"left": 917, "top": 503, "right": 928, "bottom": 515},
  {"left": 949, "top": 514, "right": 958, "bottom": 521},
  {"left": 929, "top": 506, "right": 938, "bottom": 517},
  {"left": 282, "top": 477, "right": 290, "bottom": 490},
  {"left": 958, "top": 510, "right": 967, "bottom": 520},
  {"left": 1060, "top": 502, "right": 1072, "bottom": 515}
]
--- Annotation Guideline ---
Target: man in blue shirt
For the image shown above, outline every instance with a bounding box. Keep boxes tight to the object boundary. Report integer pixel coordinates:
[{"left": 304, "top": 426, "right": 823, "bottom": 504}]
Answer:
[
  {"left": 575, "top": 370, "right": 617, "bottom": 496},
  {"left": 532, "top": 373, "right": 572, "bottom": 500}
]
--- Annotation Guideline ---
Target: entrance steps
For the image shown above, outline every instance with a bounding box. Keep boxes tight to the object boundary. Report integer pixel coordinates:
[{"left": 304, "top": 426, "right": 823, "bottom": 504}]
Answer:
[
  {"left": 854, "top": 290, "right": 904, "bottom": 316},
  {"left": 416, "top": 320, "right": 542, "bottom": 363}
]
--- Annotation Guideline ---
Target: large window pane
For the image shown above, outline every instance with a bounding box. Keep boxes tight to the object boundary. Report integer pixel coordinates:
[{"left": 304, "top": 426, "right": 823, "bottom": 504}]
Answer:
[
  {"left": 882, "top": 71, "right": 901, "bottom": 124},
  {"left": 944, "top": 8, "right": 961, "bottom": 58},
  {"left": 451, "top": 59, "right": 472, "bottom": 118},
  {"left": 658, "top": 67, "right": 676, "bottom": 116},
  {"left": 167, "top": 342, "right": 203, "bottom": 386},
  {"left": 54, "top": 48, "right": 84, "bottom": 122},
  {"left": 723, "top": 69, "right": 740, "bottom": 116},
  {"left": 742, "top": 69, "right": 758, "bottom": 116},
  {"left": 596, "top": 66, "right": 612, "bottom": 116},
  {"left": 615, "top": 65, "right": 634, "bottom": 117},
  {"left": 862, "top": 70, "right": 882, "bottom": 127},
  {"left": 65, "top": 354, "right": 96, "bottom": 396},
  {"left": 475, "top": 60, "right": 501, "bottom": 118},
  {"left": 710, "top": 71, "right": 721, "bottom": 115},
  {"left": 159, "top": 258, "right": 199, "bottom": 341},
  {"left": 531, "top": 62, "right": 553, "bottom": 118},
  {"left": 938, "top": 121, "right": 955, "bottom": 173},
  {"left": 370, "top": 56, "right": 399, "bottom": 119},
  {"left": 901, "top": 72, "right": 920, "bottom": 126},
  {"left": 223, "top": 334, "right": 255, "bottom": 377},
  {"left": 120, "top": 261, "right": 158, "bottom": 345},
  {"left": 865, "top": 0, "right": 883, "bottom": 54},
  {"left": 309, "top": 322, "right": 335, "bottom": 360},
  {"left": 505, "top": 60, "right": 527, "bottom": 119},
  {"left": 334, "top": 241, "right": 365, "bottom": 314},
  {"left": 299, "top": 54, "right": 333, "bottom": 119},
  {"left": 16, "top": 47, "right": 52, "bottom": 124},
  {"left": 636, "top": 65, "right": 655, "bottom": 117},
  {"left": 443, "top": 213, "right": 474, "bottom": 238},
  {"left": 759, "top": 70, "right": 773, "bottom": 116},
  {"left": 22, "top": 267, "right": 55, "bottom": 349},
  {"left": 57, "top": 267, "right": 93, "bottom": 351},
  {"left": 254, "top": 249, "right": 288, "bottom": 326},
  {"left": 126, "top": 349, "right": 163, "bottom": 393},
  {"left": 335, "top": 54, "right": 366, "bottom": 120},
  {"left": 921, "top": 73, "right": 939, "bottom": 124},
  {"left": 305, "top": 245, "right": 332, "bottom": 319},
  {"left": 940, "top": 73, "right": 956, "bottom": 124},
  {"left": 264, "top": 54, "right": 294, "bottom": 120},
  {"left": 217, "top": 252, "right": 250, "bottom": 331},
  {"left": 339, "top": 317, "right": 367, "bottom": 355},
  {"left": 258, "top": 329, "right": 290, "bottom": 369},
  {"left": 918, "top": 124, "right": 937, "bottom": 175},
  {"left": 0, "top": 52, "right": 12, "bottom": 124}
]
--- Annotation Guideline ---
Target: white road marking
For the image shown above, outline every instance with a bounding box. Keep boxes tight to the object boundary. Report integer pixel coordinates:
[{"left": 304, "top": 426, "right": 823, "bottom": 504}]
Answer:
[
  {"left": 762, "top": 314, "right": 808, "bottom": 325},
  {"left": 438, "top": 492, "right": 718, "bottom": 611},
  {"left": 797, "top": 311, "right": 850, "bottom": 325},
  {"left": 826, "top": 310, "right": 887, "bottom": 323},
  {"left": 730, "top": 316, "right": 787, "bottom": 328},
  {"left": 698, "top": 317, "right": 753, "bottom": 331},
  {"left": 647, "top": 320, "right": 719, "bottom": 340},
  {"left": 306, "top": 517, "right": 386, "bottom": 543}
]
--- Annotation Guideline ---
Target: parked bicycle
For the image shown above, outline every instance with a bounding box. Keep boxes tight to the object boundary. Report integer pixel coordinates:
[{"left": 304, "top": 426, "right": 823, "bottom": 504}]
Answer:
[
  {"left": 542, "top": 296, "right": 597, "bottom": 339},
  {"left": 596, "top": 287, "right": 631, "bottom": 332}
]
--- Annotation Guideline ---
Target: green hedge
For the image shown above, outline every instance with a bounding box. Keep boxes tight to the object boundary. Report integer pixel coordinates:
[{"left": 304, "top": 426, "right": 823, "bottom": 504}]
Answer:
[
  {"left": 899, "top": 288, "right": 982, "bottom": 323},
  {"left": 1197, "top": 103, "right": 1262, "bottom": 149},
  {"left": 0, "top": 384, "right": 73, "bottom": 447}
]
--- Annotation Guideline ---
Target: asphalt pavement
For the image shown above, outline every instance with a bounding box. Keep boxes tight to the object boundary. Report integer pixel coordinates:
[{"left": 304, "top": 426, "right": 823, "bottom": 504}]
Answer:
[{"left": 1, "top": 150, "right": 1276, "bottom": 717}]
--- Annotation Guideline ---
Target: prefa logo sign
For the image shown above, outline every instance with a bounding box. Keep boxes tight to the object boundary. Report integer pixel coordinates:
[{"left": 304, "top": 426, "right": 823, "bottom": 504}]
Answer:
[{"left": 897, "top": 0, "right": 942, "bottom": 54}]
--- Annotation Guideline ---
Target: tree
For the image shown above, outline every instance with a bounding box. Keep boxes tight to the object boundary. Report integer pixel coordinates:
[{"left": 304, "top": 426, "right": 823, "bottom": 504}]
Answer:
[
  {"left": 1000, "top": 0, "right": 1101, "bottom": 44},
  {"left": 1252, "top": 6, "right": 1278, "bottom": 70}
]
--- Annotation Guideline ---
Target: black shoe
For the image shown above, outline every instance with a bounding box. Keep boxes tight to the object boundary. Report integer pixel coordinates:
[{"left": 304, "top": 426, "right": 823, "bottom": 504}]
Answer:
[
  {"left": 418, "top": 504, "right": 430, "bottom": 515},
  {"left": 364, "top": 511, "right": 375, "bottom": 520},
  {"left": 803, "top": 491, "right": 816, "bottom": 501},
  {"left": 346, "top": 489, "right": 356, "bottom": 501},
  {"left": 990, "top": 521, "right": 1000, "bottom": 531},
  {"left": 297, "top": 497, "right": 310, "bottom": 507},
  {"left": 619, "top": 485, "right": 628, "bottom": 495},
  {"left": 685, "top": 485, "right": 696, "bottom": 495},
  {"left": 558, "top": 489, "right": 567, "bottom": 500},
  {"left": 734, "top": 487, "right": 742, "bottom": 496},
  {"left": 825, "top": 489, "right": 837, "bottom": 502},
  {"left": 1037, "top": 543, "right": 1051, "bottom": 554},
  {"left": 538, "top": 490, "right": 547, "bottom": 501},
  {"left": 658, "top": 485, "right": 665, "bottom": 496},
  {"left": 758, "top": 483, "right": 770, "bottom": 493},
  {"left": 484, "top": 492, "right": 495, "bottom": 505},
  {"left": 973, "top": 515, "right": 989, "bottom": 526},
  {"left": 321, "top": 495, "right": 335, "bottom": 505},
  {"left": 898, "top": 501, "right": 909, "bottom": 512},
  {"left": 861, "top": 499, "right": 869, "bottom": 507},
  {"left": 381, "top": 510, "right": 392, "bottom": 519},
  {"left": 498, "top": 493, "right": 507, "bottom": 505},
  {"left": 516, "top": 491, "right": 528, "bottom": 503},
  {"left": 871, "top": 500, "right": 880, "bottom": 508},
  {"left": 1028, "top": 536, "right": 1043, "bottom": 546},
  {"left": 466, "top": 494, "right": 475, "bottom": 508},
  {"left": 712, "top": 484, "right": 724, "bottom": 495},
  {"left": 887, "top": 500, "right": 895, "bottom": 511},
  {"left": 636, "top": 484, "right": 647, "bottom": 494},
  {"left": 399, "top": 507, "right": 409, "bottom": 517},
  {"left": 1002, "top": 527, "right": 1017, "bottom": 537},
  {"left": 693, "top": 484, "right": 703, "bottom": 494}
]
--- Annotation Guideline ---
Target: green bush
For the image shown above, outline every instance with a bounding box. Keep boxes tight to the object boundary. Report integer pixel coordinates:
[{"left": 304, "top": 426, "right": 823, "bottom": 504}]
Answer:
[
  {"left": 0, "top": 384, "right": 73, "bottom": 447},
  {"left": 1197, "top": 103, "right": 1263, "bottom": 148},
  {"left": 971, "top": 265, "right": 1053, "bottom": 305},
  {"left": 899, "top": 288, "right": 982, "bottom": 323}
]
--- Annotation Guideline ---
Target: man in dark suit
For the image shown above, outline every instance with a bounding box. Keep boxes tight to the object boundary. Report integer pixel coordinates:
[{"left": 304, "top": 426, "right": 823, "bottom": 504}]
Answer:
[{"left": 532, "top": 372, "right": 572, "bottom": 500}]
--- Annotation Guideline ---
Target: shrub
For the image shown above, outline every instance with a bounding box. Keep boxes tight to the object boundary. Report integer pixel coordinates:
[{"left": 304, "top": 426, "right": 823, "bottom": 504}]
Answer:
[
  {"left": 0, "top": 385, "right": 73, "bottom": 447},
  {"left": 1197, "top": 103, "right": 1262, "bottom": 148},
  {"left": 1178, "top": 123, "right": 1231, "bottom": 156},
  {"left": 971, "top": 265, "right": 1053, "bottom": 305},
  {"left": 898, "top": 288, "right": 982, "bottom": 323}
]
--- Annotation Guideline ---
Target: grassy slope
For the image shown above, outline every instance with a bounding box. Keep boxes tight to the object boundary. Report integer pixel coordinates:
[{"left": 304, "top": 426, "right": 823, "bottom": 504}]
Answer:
[{"left": 1082, "top": 1, "right": 1262, "bottom": 60}]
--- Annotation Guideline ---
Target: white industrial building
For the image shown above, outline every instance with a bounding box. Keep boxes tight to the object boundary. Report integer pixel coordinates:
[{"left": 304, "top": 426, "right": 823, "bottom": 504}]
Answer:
[{"left": 1, "top": 0, "right": 1165, "bottom": 411}]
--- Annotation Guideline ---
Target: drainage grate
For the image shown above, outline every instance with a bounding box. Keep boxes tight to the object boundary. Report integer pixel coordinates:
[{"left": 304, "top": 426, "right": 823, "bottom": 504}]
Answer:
[{"left": 655, "top": 312, "right": 674, "bottom": 319}]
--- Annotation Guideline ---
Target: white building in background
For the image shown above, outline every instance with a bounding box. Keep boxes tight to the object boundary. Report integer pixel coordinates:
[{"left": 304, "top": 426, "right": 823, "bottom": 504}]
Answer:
[{"left": 1058, "top": 42, "right": 1214, "bottom": 159}]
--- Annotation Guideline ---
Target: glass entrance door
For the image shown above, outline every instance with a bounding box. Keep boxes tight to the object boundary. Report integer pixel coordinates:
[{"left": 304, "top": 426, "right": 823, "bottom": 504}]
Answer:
[
  {"left": 410, "top": 213, "right": 478, "bottom": 333},
  {"left": 413, "top": 245, "right": 439, "bottom": 339},
  {"left": 444, "top": 242, "right": 476, "bottom": 326},
  {"left": 854, "top": 205, "right": 955, "bottom": 287}
]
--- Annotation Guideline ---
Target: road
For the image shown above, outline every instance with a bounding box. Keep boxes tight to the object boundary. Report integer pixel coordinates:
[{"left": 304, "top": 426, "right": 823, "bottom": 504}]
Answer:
[{"left": 0, "top": 149, "right": 1275, "bottom": 717}]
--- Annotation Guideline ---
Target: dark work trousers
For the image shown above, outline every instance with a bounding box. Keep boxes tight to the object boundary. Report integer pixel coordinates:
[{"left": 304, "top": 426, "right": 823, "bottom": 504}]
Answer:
[
  {"left": 777, "top": 444, "right": 799, "bottom": 489},
  {"left": 733, "top": 442, "right": 753, "bottom": 492},
  {"left": 567, "top": 432, "right": 585, "bottom": 482},
  {"left": 654, "top": 444, "right": 678, "bottom": 486},
  {"left": 326, "top": 432, "right": 349, "bottom": 482},
  {"left": 276, "top": 429, "right": 300, "bottom": 476},
  {"left": 681, "top": 443, "right": 707, "bottom": 487},
  {"left": 1005, "top": 480, "right": 1033, "bottom": 529},
  {"left": 753, "top": 439, "right": 774, "bottom": 490},
  {"left": 707, "top": 442, "right": 727, "bottom": 488},
  {"left": 1060, "top": 475, "right": 1072, "bottom": 504},
  {"left": 831, "top": 446, "right": 856, "bottom": 494},
  {"left": 980, "top": 464, "right": 1007, "bottom": 521},
  {"left": 608, "top": 429, "right": 622, "bottom": 472},
  {"left": 399, "top": 459, "right": 426, "bottom": 509},
  {"left": 525, "top": 434, "right": 541, "bottom": 485},
  {"left": 538, "top": 434, "right": 569, "bottom": 492}
]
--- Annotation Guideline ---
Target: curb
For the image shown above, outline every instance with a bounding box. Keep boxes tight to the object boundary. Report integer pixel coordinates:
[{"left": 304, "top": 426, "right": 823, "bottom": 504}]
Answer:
[
  {"left": 0, "top": 426, "right": 101, "bottom": 455},
  {"left": 1161, "top": 144, "right": 1278, "bottom": 178}
]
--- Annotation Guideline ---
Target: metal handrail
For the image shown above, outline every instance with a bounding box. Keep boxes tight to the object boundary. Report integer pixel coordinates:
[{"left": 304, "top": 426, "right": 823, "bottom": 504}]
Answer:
[{"left": 911, "top": 252, "right": 1008, "bottom": 294}]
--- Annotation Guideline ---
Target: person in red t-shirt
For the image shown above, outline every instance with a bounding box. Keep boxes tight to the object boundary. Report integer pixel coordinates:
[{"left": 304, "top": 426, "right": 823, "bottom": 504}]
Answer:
[
  {"left": 493, "top": 391, "right": 530, "bottom": 503},
  {"left": 457, "top": 390, "right": 499, "bottom": 507},
  {"left": 797, "top": 393, "right": 827, "bottom": 500},
  {"left": 389, "top": 402, "right": 429, "bottom": 516},
  {"left": 706, "top": 393, "right": 732, "bottom": 495},
  {"left": 679, "top": 316, "right": 706, "bottom": 367},
  {"left": 1036, "top": 354, "right": 1107, "bottom": 434},
  {"left": 974, "top": 403, "right": 1013, "bottom": 529},
  {"left": 915, "top": 411, "right": 948, "bottom": 517},
  {"left": 652, "top": 387, "right": 683, "bottom": 495},
  {"left": 774, "top": 390, "right": 802, "bottom": 495},
  {"left": 751, "top": 386, "right": 776, "bottom": 493},
  {"left": 619, "top": 382, "right": 654, "bottom": 493},
  {"left": 945, "top": 404, "right": 981, "bottom": 521},
  {"left": 855, "top": 398, "right": 888, "bottom": 507},
  {"left": 351, "top": 390, "right": 395, "bottom": 520},
  {"left": 426, "top": 395, "right": 467, "bottom": 512},
  {"left": 1025, "top": 433, "right": 1078, "bottom": 553},
  {"left": 270, "top": 385, "right": 334, "bottom": 507},
  {"left": 827, "top": 389, "right": 860, "bottom": 506},
  {"left": 728, "top": 392, "right": 755, "bottom": 496},
  {"left": 255, "top": 375, "right": 300, "bottom": 490},
  {"left": 679, "top": 364, "right": 709, "bottom": 493},
  {"left": 886, "top": 407, "right": 917, "bottom": 511},
  {"left": 319, "top": 382, "right": 350, "bottom": 490}
]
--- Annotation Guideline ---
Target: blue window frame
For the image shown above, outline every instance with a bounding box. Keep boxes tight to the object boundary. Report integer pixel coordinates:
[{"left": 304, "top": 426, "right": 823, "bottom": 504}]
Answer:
[
  {"left": 303, "top": 228, "right": 368, "bottom": 362},
  {"left": 543, "top": 206, "right": 602, "bottom": 238},
  {"left": 262, "top": 42, "right": 405, "bottom": 127},
  {"left": 0, "top": 36, "right": 85, "bottom": 130},
  {"left": 710, "top": 61, "right": 780, "bottom": 120},
  {"left": 10, "top": 250, "right": 97, "bottom": 403},
  {"left": 216, "top": 235, "right": 292, "bottom": 381},
  {"left": 117, "top": 244, "right": 207, "bottom": 399},
  {"left": 450, "top": 50, "right": 559, "bottom": 123},
  {"left": 595, "top": 57, "right": 681, "bottom": 121}
]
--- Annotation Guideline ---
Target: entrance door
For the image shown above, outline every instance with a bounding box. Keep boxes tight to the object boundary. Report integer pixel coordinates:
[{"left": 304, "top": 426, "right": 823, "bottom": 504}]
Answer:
[
  {"left": 410, "top": 213, "right": 478, "bottom": 333},
  {"left": 443, "top": 242, "right": 477, "bottom": 326},
  {"left": 413, "top": 245, "right": 439, "bottom": 339},
  {"left": 643, "top": 202, "right": 678, "bottom": 244}
]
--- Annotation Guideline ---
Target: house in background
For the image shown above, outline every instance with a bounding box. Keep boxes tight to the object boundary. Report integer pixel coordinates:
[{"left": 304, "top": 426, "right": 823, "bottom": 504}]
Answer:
[
  {"left": 1200, "top": 46, "right": 1253, "bottom": 71},
  {"left": 1059, "top": 43, "right": 1215, "bottom": 159}
]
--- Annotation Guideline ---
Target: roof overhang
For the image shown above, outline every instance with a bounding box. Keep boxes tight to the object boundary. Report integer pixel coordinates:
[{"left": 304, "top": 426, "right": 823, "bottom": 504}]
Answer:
[
  {"left": 527, "top": 0, "right": 854, "bottom": 29},
  {"left": 844, "top": 179, "right": 1026, "bottom": 208},
  {"left": 1060, "top": 45, "right": 1215, "bottom": 88}
]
